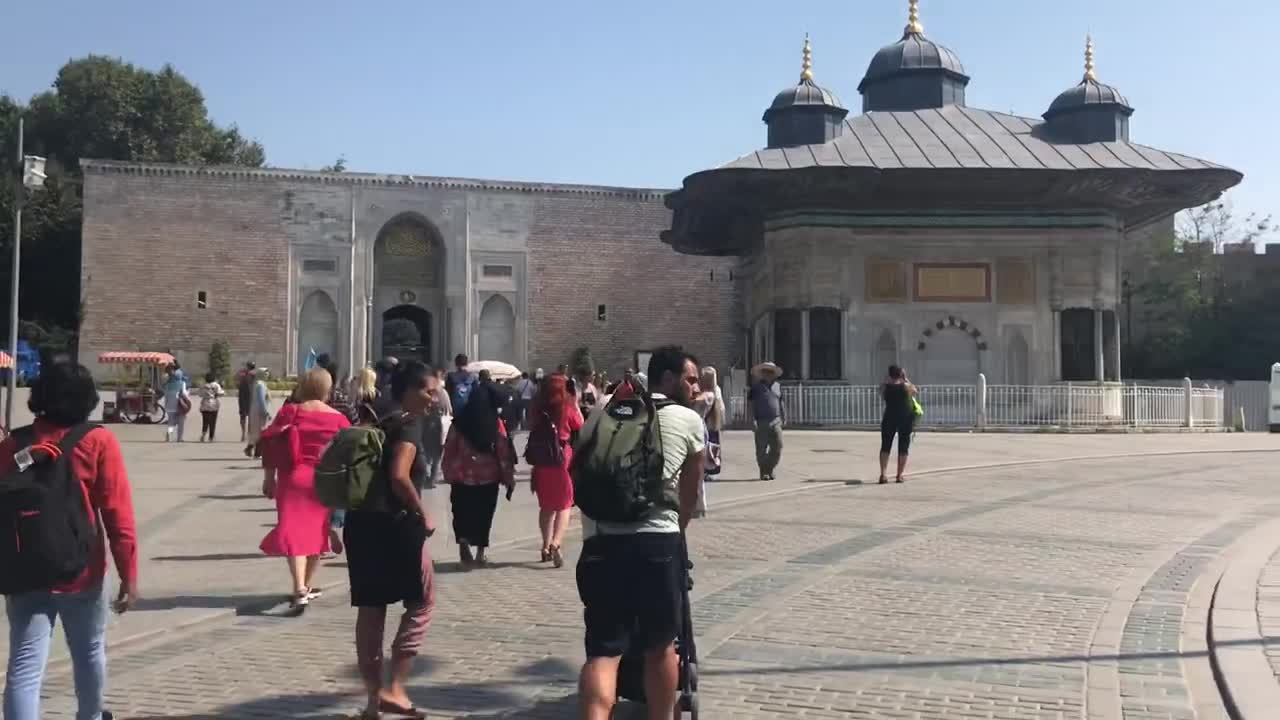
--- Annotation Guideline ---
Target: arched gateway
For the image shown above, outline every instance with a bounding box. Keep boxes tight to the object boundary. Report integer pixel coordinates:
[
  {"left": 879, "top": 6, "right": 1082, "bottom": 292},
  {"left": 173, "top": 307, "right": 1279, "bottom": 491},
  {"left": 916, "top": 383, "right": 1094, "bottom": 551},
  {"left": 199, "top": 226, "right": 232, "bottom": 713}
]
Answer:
[{"left": 373, "top": 214, "right": 444, "bottom": 365}]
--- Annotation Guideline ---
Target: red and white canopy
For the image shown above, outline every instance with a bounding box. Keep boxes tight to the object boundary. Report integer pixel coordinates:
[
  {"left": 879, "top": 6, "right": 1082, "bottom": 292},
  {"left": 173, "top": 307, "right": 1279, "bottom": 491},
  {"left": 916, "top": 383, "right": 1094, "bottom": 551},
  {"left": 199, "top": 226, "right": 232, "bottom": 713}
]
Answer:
[{"left": 98, "top": 351, "right": 176, "bottom": 367}]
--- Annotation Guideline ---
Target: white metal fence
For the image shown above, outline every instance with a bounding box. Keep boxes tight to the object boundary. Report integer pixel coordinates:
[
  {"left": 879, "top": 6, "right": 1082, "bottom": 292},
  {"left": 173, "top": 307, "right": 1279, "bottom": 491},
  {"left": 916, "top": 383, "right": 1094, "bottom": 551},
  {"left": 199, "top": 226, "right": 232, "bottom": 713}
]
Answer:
[{"left": 728, "top": 376, "right": 1226, "bottom": 430}]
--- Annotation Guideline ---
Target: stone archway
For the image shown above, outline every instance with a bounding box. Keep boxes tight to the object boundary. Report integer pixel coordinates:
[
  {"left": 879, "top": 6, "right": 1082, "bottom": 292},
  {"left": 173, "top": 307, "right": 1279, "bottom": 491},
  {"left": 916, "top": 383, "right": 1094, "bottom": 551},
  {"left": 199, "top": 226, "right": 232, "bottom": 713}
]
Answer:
[
  {"left": 298, "top": 290, "right": 339, "bottom": 375},
  {"left": 916, "top": 316, "right": 986, "bottom": 385},
  {"left": 374, "top": 214, "right": 445, "bottom": 365},
  {"left": 478, "top": 295, "right": 515, "bottom": 363},
  {"left": 382, "top": 305, "right": 432, "bottom": 363},
  {"left": 1006, "top": 331, "right": 1030, "bottom": 385}
]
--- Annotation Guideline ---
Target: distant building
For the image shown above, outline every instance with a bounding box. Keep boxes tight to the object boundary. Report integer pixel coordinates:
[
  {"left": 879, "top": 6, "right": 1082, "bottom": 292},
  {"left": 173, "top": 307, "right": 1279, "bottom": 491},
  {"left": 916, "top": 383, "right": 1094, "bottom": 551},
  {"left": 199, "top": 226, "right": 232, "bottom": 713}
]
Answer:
[{"left": 78, "top": 1, "right": 1240, "bottom": 385}]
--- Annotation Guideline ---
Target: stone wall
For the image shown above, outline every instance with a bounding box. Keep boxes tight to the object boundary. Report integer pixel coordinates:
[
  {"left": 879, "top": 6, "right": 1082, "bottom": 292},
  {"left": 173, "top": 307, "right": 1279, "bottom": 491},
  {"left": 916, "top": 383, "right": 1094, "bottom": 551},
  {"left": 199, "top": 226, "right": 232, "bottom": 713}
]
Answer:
[
  {"left": 79, "top": 161, "right": 739, "bottom": 381},
  {"left": 525, "top": 194, "right": 738, "bottom": 376},
  {"left": 80, "top": 168, "right": 291, "bottom": 377}
]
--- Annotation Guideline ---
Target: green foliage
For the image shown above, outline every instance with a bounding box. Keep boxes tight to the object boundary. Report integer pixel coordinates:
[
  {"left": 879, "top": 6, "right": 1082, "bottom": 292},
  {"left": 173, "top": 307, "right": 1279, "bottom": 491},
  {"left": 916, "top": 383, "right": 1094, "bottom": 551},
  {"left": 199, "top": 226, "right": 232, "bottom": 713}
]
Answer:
[
  {"left": 0, "top": 56, "right": 265, "bottom": 339},
  {"left": 18, "top": 320, "right": 75, "bottom": 361},
  {"left": 320, "top": 155, "right": 347, "bottom": 172},
  {"left": 569, "top": 346, "right": 594, "bottom": 378},
  {"left": 209, "top": 339, "right": 231, "bottom": 383},
  {"left": 1129, "top": 197, "right": 1279, "bottom": 379}
]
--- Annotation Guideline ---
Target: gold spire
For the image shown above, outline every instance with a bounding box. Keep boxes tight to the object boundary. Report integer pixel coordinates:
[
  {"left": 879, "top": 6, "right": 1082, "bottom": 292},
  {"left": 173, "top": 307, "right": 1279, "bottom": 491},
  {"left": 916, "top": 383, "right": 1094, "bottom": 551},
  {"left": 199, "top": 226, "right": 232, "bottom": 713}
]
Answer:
[
  {"left": 1084, "top": 34, "right": 1096, "bottom": 81},
  {"left": 800, "top": 34, "right": 814, "bottom": 82},
  {"left": 905, "top": 0, "right": 924, "bottom": 35}
]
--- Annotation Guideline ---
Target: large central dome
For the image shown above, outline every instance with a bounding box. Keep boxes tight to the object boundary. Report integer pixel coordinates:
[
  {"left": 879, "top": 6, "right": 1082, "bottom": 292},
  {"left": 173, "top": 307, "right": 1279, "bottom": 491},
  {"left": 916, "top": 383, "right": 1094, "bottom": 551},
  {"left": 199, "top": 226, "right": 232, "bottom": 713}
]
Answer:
[{"left": 857, "top": 0, "right": 970, "bottom": 112}]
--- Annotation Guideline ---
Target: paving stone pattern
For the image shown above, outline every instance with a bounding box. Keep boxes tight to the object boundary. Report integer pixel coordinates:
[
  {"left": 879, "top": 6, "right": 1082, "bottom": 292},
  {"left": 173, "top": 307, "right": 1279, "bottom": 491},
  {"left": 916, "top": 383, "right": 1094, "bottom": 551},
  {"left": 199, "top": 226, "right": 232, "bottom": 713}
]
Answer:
[{"left": 19, "top": 445, "right": 1279, "bottom": 719}]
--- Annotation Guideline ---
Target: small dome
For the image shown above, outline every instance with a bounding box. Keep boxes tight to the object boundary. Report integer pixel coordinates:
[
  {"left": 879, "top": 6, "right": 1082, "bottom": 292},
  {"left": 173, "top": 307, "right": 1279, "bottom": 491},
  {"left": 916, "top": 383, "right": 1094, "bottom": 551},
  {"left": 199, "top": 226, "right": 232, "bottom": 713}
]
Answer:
[
  {"left": 1044, "top": 38, "right": 1131, "bottom": 118},
  {"left": 765, "top": 80, "right": 843, "bottom": 117},
  {"left": 1045, "top": 78, "right": 1131, "bottom": 117},
  {"left": 858, "top": 32, "right": 967, "bottom": 91}
]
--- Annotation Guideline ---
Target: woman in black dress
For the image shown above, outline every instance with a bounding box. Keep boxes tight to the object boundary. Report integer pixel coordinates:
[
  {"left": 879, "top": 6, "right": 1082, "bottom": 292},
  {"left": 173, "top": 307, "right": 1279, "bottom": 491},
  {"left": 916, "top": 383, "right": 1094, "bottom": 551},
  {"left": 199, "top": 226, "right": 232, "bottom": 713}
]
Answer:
[
  {"left": 878, "top": 365, "right": 918, "bottom": 484},
  {"left": 344, "top": 361, "right": 438, "bottom": 720}
]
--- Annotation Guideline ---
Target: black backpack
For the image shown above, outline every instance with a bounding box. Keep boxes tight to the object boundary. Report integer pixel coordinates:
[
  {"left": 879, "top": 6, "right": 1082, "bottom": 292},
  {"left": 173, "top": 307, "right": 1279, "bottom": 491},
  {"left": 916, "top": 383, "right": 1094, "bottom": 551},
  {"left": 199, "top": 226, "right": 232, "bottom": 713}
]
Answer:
[
  {"left": 0, "top": 424, "right": 99, "bottom": 595},
  {"left": 524, "top": 411, "right": 564, "bottom": 468},
  {"left": 571, "top": 392, "right": 675, "bottom": 523}
]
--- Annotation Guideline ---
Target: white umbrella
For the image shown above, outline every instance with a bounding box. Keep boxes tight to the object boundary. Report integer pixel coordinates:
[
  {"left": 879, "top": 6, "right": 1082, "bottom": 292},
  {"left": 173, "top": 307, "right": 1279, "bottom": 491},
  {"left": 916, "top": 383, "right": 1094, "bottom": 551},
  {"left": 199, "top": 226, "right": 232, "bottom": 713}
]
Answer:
[{"left": 465, "top": 360, "right": 521, "bottom": 381}]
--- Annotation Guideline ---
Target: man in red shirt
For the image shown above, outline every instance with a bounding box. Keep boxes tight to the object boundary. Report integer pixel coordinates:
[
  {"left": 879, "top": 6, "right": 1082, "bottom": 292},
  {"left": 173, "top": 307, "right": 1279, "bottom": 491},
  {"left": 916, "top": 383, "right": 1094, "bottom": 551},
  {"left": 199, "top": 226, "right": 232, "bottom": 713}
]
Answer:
[{"left": 2, "top": 362, "right": 139, "bottom": 720}]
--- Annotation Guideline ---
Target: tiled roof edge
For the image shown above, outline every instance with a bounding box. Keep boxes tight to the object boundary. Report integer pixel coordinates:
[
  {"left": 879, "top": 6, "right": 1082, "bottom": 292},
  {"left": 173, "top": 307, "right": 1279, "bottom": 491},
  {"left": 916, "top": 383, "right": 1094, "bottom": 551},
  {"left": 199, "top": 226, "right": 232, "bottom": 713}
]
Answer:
[{"left": 79, "top": 159, "right": 672, "bottom": 201}]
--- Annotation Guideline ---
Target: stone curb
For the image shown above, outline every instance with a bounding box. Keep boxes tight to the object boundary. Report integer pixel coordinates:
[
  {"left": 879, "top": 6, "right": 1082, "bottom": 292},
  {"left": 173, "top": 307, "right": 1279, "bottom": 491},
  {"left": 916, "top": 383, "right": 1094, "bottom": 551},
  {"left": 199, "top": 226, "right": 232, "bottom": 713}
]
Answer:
[
  {"left": 83, "top": 446, "right": 1280, "bottom": 666},
  {"left": 1208, "top": 517, "right": 1280, "bottom": 719}
]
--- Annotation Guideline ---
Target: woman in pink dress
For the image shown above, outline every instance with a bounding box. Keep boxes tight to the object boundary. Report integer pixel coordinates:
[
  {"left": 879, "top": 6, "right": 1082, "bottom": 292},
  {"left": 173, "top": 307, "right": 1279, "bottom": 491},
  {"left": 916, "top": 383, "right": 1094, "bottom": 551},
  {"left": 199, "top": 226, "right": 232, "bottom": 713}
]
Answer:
[
  {"left": 259, "top": 367, "right": 350, "bottom": 611},
  {"left": 527, "top": 373, "right": 583, "bottom": 568}
]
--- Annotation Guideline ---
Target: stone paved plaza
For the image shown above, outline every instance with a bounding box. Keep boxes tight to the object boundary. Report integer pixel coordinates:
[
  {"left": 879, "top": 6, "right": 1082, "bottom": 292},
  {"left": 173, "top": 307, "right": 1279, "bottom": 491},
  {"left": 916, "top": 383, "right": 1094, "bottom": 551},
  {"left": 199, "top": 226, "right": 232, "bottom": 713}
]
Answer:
[{"left": 3, "top": 419, "right": 1279, "bottom": 719}]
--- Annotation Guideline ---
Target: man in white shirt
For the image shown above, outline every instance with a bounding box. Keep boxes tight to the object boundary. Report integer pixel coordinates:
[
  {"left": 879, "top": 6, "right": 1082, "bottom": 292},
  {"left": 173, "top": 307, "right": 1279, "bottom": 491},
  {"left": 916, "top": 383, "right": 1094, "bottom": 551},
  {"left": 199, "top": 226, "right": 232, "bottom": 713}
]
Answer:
[{"left": 576, "top": 346, "right": 705, "bottom": 720}]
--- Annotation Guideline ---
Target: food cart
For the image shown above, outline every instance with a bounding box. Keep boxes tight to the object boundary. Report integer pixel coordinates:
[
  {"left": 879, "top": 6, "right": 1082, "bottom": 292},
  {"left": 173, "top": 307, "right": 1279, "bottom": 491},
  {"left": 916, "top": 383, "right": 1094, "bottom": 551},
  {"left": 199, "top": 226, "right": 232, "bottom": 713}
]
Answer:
[{"left": 99, "top": 351, "right": 175, "bottom": 424}]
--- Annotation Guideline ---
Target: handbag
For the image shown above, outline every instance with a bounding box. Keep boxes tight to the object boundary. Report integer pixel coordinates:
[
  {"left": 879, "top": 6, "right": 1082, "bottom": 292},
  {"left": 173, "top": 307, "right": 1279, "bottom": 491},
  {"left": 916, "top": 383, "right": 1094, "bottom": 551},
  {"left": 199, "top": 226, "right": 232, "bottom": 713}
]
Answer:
[
  {"left": 258, "top": 420, "right": 301, "bottom": 470},
  {"left": 911, "top": 397, "right": 925, "bottom": 418},
  {"left": 177, "top": 393, "right": 192, "bottom": 415}
]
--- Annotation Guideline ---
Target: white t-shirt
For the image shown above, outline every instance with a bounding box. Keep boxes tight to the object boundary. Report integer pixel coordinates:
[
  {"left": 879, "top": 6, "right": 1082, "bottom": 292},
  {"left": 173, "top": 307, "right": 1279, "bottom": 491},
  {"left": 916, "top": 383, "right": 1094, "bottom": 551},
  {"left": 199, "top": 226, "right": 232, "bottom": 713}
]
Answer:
[{"left": 581, "top": 393, "right": 705, "bottom": 537}]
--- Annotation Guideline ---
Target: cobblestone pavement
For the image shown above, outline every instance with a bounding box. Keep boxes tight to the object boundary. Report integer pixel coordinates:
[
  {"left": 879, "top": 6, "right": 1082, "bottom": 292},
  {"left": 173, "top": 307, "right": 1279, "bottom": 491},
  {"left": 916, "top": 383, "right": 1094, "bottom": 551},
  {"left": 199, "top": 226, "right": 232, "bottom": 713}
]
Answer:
[
  {"left": 4, "top": 426, "right": 1278, "bottom": 719},
  {"left": 1258, "top": 545, "right": 1280, "bottom": 685}
]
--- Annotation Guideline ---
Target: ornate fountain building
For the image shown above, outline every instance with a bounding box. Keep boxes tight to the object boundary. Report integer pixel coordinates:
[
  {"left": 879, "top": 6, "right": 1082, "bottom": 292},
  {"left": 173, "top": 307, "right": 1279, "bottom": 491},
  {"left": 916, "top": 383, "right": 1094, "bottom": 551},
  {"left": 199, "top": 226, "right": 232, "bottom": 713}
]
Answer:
[{"left": 664, "top": 3, "right": 1240, "bottom": 386}]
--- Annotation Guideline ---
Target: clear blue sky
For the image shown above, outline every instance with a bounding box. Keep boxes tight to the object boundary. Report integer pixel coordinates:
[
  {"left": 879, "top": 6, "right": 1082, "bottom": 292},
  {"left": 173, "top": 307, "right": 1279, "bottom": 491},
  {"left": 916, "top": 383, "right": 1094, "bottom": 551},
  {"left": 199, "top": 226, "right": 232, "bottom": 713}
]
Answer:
[{"left": 3, "top": 0, "right": 1274, "bottom": 226}]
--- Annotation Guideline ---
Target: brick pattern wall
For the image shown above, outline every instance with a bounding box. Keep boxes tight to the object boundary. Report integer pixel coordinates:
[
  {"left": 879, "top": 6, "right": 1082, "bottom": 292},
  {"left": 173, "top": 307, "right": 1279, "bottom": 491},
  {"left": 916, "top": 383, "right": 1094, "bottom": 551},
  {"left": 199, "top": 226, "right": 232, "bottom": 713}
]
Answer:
[
  {"left": 525, "top": 195, "right": 739, "bottom": 377},
  {"left": 80, "top": 171, "right": 290, "bottom": 377}
]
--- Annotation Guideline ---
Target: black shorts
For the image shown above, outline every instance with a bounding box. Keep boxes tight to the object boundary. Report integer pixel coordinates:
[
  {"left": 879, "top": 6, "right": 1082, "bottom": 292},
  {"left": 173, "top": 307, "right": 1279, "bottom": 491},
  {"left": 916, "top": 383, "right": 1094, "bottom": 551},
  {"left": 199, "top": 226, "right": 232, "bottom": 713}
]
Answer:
[
  {"left": 576, "top": 532, "right": 683, "bottom": 658},
  {"left": 880, "top": 415, "right": 915, "bottom": 455}
]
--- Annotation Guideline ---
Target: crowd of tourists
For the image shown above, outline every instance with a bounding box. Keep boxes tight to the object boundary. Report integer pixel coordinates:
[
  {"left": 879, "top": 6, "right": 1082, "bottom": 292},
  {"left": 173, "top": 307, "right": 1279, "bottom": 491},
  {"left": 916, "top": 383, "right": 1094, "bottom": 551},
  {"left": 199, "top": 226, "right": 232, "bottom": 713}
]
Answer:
[{"left": 1, "top": 346, "right": 922, "bottom": 720}]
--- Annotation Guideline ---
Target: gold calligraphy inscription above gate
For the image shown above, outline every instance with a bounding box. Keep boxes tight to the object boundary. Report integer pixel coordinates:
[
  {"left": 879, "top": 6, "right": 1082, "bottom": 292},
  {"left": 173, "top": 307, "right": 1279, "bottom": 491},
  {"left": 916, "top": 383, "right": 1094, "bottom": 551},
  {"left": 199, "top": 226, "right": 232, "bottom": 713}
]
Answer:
[
  {"left": 996, "top": 258, "right": 1034, "bottom": 305},
  {"left": 913, "top": 263, "right": 991, "bottom": 303},
  {"left": 866, "top": 259, "right": 907, "bottom": 303},
  {"left": 384, "top": 226, "right": 433, "bottom": 257}
]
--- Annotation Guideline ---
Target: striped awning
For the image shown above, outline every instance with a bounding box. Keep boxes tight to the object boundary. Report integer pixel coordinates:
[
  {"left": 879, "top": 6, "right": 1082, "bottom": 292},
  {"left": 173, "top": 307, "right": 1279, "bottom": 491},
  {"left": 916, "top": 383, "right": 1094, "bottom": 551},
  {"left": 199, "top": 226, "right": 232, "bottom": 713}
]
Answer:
[
  {"left": 98, "top": 351, "right": 176, "bottom": 366},
  {"left": 0, "top": 352, "right": 11, "bottom": 370}
]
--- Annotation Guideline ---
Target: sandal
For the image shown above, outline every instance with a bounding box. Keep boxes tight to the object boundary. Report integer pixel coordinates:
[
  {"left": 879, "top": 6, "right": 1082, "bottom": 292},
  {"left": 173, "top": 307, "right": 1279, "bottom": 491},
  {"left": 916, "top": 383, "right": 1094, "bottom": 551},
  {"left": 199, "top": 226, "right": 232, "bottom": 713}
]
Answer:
[
  {"left": 895, "top": 476, "right": 905, "bottom": 484},
  {"left": 379, "top": 699, "right": 426, "bottom": 718},
  {"left": 550, "top": 545, "right": 564, "bottom": 569},
  {"left": 878, "top": 476, "right": 888, "bottom": 484},
  {"left": 540, "top": 547, "right": 551, "bottom": 563}
]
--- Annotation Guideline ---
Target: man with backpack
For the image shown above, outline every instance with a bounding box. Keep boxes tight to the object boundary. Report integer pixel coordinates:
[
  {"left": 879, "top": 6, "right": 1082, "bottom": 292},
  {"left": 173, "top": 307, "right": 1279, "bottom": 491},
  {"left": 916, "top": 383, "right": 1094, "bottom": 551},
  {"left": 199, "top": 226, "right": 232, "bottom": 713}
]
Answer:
[
  {"left": 1, "top": 362, "right": 139, "bottom": 720},
  {"left": 573, "top": 346, "right": 705, "bottom": 720},
  {"left": 446, "top": 353, "right": 477, "bottom": 412}
]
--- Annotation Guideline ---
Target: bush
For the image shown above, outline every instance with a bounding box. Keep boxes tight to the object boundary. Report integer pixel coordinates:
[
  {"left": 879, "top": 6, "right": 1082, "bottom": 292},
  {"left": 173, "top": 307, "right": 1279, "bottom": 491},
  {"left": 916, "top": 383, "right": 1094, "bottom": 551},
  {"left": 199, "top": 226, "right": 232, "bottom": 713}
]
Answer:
[
  {"left": 569, "top": 346, "right": 594, "bottom": 379},
  {"left": 209, "top": 339, "right": 231, "bottom": 383}
]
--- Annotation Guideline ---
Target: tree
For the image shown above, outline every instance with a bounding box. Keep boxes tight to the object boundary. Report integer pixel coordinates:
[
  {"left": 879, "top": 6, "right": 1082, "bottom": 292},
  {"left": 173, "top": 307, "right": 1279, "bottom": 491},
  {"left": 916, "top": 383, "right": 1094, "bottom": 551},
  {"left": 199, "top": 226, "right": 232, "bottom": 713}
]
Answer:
[
  {"left": 0, "top": 56, "right": 265, "bottom": 351},
  {"left": 320, "top": 155, "right": 347, "bottom": 173},
  {"left": 1129, "top": 195, "right": 1279, "bottom": 379},
  {"left": 209, "top": 339, "right": 231, "bottom": 383},
  {"left": 569, "top": 346, "right": 594, "bottom": 379}
]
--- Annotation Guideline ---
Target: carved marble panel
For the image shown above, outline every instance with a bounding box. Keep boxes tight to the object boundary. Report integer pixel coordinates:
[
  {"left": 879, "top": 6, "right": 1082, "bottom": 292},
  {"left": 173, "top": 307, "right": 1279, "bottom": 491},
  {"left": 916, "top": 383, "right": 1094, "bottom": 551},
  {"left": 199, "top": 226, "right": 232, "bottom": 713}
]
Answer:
[
  {"left": 997, "top": 258, "right": 1035, "bottom": 305},
  {"left": 866, "top": 259, "right": 907, "bottom": 303},
  {"left": 913, "top": 263, "right": 991, "bottom": 302}
]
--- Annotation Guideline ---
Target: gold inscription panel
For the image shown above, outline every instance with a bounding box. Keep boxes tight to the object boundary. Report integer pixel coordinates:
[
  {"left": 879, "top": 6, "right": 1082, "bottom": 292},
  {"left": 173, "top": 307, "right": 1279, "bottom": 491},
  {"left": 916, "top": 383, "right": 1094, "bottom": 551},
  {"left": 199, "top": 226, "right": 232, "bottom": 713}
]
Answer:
[
  {"left": 996, "top": 258, "right": 1034, "bottom": 305},
  {"left": 913, "top": 264, "right": 991, "bottom": 302},
  {"left": 866, "top": 259, "right": 907, "bottom": 303}
]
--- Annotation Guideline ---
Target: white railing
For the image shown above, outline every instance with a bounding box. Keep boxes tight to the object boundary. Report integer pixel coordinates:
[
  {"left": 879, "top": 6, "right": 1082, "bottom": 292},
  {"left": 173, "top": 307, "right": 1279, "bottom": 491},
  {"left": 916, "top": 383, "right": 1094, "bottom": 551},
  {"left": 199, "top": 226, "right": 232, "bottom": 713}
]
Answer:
[{"left": 727, "top": 376, "right": 1225, "bottom": 430}]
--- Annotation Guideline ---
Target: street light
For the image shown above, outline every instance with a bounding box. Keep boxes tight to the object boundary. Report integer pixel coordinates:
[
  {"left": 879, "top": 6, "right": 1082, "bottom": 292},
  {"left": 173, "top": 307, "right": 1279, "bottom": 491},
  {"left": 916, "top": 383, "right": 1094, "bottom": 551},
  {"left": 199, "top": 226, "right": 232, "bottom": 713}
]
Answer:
[{"left": 7, "top": 117, "right": 48, "bottom": 430}]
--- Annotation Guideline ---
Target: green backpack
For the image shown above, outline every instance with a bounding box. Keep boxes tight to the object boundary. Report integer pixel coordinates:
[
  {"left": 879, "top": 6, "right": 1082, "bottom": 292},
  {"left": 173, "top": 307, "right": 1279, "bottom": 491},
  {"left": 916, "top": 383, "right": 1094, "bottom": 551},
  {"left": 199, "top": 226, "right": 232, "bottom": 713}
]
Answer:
[
  {"left": 571, "top": 392, "right": 676, "bottom": 523},
  {"left": 315, "top": 424, "right": 389, "bottom": 510}
]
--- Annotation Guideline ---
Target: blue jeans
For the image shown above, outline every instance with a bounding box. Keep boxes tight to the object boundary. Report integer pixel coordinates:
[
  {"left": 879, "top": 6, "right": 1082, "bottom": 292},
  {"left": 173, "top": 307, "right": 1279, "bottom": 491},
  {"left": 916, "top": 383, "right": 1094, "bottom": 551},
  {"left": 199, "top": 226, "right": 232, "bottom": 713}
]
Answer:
[{"left": 4, "top": 584, "right": 109, "bottom": 720}]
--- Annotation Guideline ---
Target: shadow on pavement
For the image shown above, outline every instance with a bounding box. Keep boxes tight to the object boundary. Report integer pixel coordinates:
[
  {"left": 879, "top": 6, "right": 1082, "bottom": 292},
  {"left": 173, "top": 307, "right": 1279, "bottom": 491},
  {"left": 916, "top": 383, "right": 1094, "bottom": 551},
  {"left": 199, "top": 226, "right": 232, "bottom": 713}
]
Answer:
[
  {"left": 196, "top": 493, "right": 264, "bottom": 500},
  {"left": 132, "top": 593, "right": 286, "bottom": 613},
  {"left": 152, "top": 552, "right": 268, "bottom": 562},
  {"left": 124, "top": 657, "right": 582, "bottom": 719}
]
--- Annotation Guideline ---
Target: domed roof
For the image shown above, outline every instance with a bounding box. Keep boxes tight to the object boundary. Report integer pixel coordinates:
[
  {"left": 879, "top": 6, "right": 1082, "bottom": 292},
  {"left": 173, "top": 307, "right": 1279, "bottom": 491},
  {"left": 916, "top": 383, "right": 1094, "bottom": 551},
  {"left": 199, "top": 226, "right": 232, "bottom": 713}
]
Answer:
[
  {"left": 763, "top": 35, "right": 844, "bottom": 122},
  {"left": 857, "top": 2, "right": 967, "bottom": 92},
  {"left": 1044, "top": 37, "right": 1132, "bottom": 117}
]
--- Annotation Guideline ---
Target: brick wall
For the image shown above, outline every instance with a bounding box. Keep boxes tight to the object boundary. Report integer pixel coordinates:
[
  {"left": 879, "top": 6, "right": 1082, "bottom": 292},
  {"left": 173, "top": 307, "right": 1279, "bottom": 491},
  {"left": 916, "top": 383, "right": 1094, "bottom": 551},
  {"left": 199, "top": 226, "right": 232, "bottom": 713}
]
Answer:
[
  {"left": 525, "top": 195, "right": 739, "bottom": 377},
  {"left": 80, "top": 170, "right": 290, "bottom": 377}
]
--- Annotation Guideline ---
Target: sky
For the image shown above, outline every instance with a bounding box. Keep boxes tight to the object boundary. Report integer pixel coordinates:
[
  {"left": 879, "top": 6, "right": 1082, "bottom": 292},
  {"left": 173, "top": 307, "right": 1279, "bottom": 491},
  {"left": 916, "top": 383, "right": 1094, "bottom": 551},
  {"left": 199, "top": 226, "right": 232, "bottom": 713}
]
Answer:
[{"left": 3, "top": 0, "right": 1275, "bottom": 231}]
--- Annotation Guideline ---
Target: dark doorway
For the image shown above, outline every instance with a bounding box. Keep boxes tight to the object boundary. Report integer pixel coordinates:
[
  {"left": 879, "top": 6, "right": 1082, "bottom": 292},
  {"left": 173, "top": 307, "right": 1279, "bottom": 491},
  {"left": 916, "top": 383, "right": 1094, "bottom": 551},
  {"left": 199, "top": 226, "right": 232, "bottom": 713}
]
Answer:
[
  {"left": 382, "top": 305, "right": 432, "bottom": 363},
  {"left": 1060, "top": 308, "right": 1096, "bottom": 381}
]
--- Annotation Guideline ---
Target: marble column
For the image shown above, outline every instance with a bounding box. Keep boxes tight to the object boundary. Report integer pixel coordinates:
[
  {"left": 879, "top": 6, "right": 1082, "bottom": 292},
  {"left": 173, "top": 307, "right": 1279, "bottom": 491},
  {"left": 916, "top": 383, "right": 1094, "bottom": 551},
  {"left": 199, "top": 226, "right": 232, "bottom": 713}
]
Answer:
[
  {"left": 800, "top": 309, "right": 811, "bottom": 380},
  {"left": 1051, "top": 309, "right": 1062, "bottom": 381},
  {"left": 1111, "top": 309, "right": 1122, "bottom": 382},
  {"left": 1093, "top": 308, "right": 1105, "bottom": 382}
]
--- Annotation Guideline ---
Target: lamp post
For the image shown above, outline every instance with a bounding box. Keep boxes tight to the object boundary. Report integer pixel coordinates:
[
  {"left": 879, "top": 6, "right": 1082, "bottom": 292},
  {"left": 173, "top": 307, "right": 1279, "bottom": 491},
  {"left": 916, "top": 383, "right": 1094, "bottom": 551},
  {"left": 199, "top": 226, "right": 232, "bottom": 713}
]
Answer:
[{"left": 6, "top": 117, "right": 48, "bottom": 430}]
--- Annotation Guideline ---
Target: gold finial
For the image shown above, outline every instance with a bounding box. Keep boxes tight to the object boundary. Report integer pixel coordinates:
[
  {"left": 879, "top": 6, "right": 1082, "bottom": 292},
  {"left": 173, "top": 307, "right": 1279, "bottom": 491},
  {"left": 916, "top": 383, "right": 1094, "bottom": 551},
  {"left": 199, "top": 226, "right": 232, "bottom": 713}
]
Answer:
[
  {"left": 905, "top": 0, "right": 924, "bottom": 35},
  {"left": 800, "top": 34, "right": 814, "bottom": 82},
  {"left": 1084, "top": 34, "right": 1096, "bottom": 81}
]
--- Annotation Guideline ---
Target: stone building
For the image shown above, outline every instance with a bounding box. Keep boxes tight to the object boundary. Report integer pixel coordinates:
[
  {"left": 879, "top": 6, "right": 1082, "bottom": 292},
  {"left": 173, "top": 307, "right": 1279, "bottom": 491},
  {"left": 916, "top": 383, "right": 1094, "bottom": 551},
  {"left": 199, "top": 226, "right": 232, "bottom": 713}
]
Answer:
[
  {"left": 666, "top": 4, "right": 1241, "bottom": 385},
  {"left": 78, "top": 163, "right": 736, "bottom": 379},
  {"left": 78, "top": 1, "right": 1240, "bottom": 387}
]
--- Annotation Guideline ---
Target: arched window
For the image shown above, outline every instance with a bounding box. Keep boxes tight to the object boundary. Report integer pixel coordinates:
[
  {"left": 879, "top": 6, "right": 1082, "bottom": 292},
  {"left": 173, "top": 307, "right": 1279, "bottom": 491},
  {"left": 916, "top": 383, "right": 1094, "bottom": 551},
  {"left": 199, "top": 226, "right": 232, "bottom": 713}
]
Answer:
[
  {"left": 478, "top": 295, "right": 516, "bottom": 363},
  {"left": 872, "top": 329, "right": 897, "bottom": 381},
  {"left": 298, "top": 290, "right": 339, "bottom": 375},
  {"left": 1006, "top": 331, "right": 1029, "bottom": 385},
  {"left": 773, "top": 310, "right": 803, "bottom": 380},
  {"left": 808, "top": 307, "right": 842, "bottom": 380}
]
